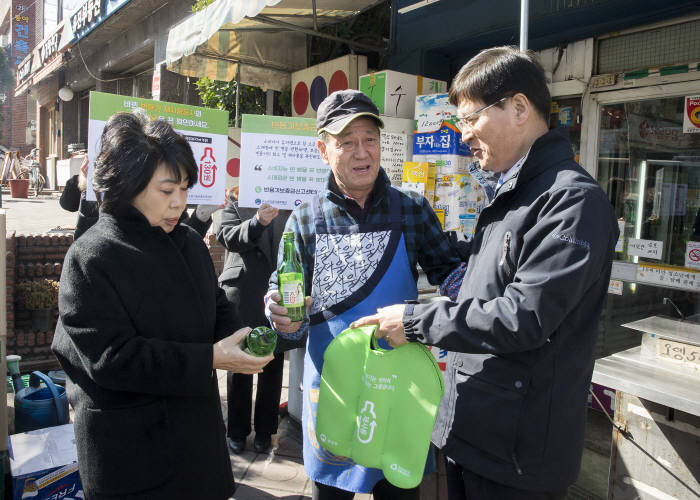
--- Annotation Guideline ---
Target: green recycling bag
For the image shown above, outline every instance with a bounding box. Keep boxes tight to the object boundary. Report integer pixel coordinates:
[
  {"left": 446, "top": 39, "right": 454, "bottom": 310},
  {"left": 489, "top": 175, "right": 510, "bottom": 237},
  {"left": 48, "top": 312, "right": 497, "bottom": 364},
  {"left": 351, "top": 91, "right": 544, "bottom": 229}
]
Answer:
[{"left": 316, "top": 325, "right": 444, "bottom": 489}]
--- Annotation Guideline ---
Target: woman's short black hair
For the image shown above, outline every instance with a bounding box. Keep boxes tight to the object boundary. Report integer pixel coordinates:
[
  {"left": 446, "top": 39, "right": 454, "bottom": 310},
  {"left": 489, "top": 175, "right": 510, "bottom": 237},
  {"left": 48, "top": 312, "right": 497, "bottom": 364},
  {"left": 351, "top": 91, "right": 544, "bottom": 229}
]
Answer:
[
  {"left": 449, "top": 46, "right": 551, "bottom": 123},
  {"left": 92, "top": 111, "right": 198, "bottom": 214}
]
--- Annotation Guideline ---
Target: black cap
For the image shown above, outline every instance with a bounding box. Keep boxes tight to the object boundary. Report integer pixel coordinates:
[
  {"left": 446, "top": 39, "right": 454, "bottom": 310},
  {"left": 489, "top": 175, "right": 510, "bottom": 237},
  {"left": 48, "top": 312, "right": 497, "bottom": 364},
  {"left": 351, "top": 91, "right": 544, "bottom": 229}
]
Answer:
[{"left": 316, "top": 90, "right": 384, "bottom": 135}]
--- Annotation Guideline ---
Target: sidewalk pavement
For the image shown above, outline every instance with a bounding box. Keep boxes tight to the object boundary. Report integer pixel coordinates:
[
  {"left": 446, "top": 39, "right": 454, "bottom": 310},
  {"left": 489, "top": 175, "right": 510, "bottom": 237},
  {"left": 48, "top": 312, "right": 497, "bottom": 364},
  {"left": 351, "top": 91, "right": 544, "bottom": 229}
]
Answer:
[{"left": 216, "top": 358, "right": 448, "bottom": 500}]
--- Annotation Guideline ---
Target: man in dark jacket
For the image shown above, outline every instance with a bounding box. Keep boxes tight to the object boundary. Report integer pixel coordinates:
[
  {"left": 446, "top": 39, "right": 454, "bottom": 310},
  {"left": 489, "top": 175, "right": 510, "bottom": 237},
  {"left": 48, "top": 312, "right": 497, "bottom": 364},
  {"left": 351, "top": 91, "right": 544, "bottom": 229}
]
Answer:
[
  {"left": 217, "top": 195, "right": 292, "bottom": 454},
  {"left": 354, "top": 46, "right": 619, "bottom": 499}
]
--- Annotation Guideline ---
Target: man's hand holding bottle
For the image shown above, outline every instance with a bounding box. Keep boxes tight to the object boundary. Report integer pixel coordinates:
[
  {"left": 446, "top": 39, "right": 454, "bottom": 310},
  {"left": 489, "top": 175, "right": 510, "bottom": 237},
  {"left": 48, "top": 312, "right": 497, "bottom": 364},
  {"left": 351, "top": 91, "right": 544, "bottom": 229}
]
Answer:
[{"left": 265, "top": 291, "right": 312, "bottom": 333}]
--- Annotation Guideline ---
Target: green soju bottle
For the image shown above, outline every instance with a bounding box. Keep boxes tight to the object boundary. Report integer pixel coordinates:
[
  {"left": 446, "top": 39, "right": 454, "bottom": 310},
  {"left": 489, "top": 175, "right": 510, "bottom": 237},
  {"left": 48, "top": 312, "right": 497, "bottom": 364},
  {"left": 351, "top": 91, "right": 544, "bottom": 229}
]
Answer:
[
  {"left": 278, "top": 232, "right": 305, "bottom": 322},
  {"left": 245, "top": 326, "right": 277, "bottom": 356}
]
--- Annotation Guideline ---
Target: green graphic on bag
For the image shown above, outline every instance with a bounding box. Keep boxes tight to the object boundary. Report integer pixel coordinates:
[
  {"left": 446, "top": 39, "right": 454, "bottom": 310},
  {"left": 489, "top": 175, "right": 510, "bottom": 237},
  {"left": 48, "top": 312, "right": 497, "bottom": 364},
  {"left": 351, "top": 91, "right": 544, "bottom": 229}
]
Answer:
[{"left": 316, "top": 325, "right": 444, "bottom": 489}]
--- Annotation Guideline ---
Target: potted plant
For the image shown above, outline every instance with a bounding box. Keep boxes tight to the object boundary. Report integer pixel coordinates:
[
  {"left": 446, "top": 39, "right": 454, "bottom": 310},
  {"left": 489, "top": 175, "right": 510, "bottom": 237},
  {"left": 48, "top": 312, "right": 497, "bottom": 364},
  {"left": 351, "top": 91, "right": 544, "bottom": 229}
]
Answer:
[{"left": 16, "top": 279, "right": 59, "bottom": 332}]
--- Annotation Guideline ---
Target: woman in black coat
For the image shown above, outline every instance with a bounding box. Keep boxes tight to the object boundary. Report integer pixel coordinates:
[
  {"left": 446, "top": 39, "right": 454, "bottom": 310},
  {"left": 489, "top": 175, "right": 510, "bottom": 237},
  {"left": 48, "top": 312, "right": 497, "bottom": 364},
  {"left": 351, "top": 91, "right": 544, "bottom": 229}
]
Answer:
[
  {"left": 217, "top": 195, "right": 292, "bottom": 454},
  {"left": 51, "top": 112, "right": 272, "bottom": 500}
]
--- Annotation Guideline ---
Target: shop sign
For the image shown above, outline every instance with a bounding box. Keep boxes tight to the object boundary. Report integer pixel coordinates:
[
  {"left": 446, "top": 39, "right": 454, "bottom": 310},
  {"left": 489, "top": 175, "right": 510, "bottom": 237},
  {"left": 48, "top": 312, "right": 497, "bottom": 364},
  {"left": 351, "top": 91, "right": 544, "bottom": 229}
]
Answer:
[
  {"left": 683, "top": 95, "right": 700, "bottom": 134},
  {"left": 11, "top": 1, "right": 33, "bottom": 67},
  {"left": 70, "top": 0, "right": 104, "bottom": 38},
  {"left": 86, "top": 91, "right": 229, "bottom": 205},
  {"left": 38, "top": 29, "right": 62, "bottom": 67},
  {"left": 17, "top": 55, "right": 32, "bottom": 84}
]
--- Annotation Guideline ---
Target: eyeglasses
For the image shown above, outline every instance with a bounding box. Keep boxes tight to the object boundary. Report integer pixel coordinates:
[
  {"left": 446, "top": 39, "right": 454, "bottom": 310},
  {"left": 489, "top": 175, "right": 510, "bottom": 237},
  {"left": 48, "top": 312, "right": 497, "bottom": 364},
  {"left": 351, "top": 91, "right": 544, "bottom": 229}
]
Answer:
[{"left": 455, "top": 96, "right": 511, "bottom": 132}]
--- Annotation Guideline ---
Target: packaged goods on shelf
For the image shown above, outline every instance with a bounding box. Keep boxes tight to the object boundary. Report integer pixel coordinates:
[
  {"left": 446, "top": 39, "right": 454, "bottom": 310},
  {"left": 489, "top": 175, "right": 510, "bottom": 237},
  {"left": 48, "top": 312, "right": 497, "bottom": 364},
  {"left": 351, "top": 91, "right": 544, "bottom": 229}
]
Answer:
[
  {"left": 401, "top": 162, "right": 436, "bottom": 205},
  {"left": 433, "top": 174, "right": 486, "bottom": 232}
]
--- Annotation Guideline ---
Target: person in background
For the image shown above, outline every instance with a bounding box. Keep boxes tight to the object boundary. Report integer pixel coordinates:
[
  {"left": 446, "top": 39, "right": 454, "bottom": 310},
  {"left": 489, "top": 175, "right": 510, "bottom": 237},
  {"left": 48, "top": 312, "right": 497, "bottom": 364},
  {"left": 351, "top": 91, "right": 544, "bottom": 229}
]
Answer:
[
  {"left": 52, "top": 112, "right": 273, "bottom": 500},
  {"left": 266, "top": 90, "right": 462, "bottom": 499},
  {"left": 217, "top": 193, "right": 292, "bottom": 454},
  {"left": 353, "top": 46, "right": 619, "bottom": 500}
]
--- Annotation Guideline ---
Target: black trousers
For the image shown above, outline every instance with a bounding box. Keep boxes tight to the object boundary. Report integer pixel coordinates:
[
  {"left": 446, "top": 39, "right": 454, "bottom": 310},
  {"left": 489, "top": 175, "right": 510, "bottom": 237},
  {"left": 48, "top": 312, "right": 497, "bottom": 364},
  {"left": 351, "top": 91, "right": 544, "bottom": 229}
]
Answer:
[
  {"left": 312, "top": 479, "right": 420, "bottom": 500},
  {"left": 444, "top": 455, "right": 568, "bottom": 500},
  {"left": 226, "top": 352, "right": 284, "bottom": 439}
]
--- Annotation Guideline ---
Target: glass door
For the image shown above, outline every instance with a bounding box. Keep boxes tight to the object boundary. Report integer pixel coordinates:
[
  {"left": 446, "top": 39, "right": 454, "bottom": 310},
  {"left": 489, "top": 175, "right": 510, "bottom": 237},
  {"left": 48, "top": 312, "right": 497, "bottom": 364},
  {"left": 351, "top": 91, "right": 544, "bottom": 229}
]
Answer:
[{"left": 590, "top": 82, "right": 700, "bottom": 358}]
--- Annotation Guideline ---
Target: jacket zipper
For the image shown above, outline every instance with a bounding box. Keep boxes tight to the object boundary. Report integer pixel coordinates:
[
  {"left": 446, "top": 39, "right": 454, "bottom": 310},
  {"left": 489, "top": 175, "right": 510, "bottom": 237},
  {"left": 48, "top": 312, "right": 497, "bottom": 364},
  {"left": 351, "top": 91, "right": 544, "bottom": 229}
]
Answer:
[
  {"left": 511, "top": 451, "right": 524, "bottom": 475},
  {"left": 499, "top": 231, "right": 513, "bottom": 280}
]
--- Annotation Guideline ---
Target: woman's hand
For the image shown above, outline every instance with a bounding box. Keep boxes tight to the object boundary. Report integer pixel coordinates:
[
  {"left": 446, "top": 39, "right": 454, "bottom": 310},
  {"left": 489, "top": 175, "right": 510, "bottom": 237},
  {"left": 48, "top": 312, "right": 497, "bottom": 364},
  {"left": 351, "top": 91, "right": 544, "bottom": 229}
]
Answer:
[{"left": 213, "top": 327, "right": 273, "bottom": 373}]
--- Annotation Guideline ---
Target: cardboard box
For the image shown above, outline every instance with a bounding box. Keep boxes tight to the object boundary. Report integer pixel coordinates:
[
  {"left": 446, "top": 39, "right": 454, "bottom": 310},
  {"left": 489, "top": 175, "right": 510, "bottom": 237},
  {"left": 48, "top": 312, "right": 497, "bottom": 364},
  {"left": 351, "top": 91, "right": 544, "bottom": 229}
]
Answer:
[
  {"left": 360, "top": 70, "right": 447, "bottom": 119},
  {"left": 414, "top": 93, "right": 457, "bottom": 132},
  {"left": 9, "top": 424, "right": 83, "bottom": 500},
  {"left": 292, "top": 55, "right": 368, "bottom": 117},
  {"left": 413, "top": 124, "right": 470, "bottom": 156},
  {"left": 401, "top": 162, "right": 436, "bottom": 205}
]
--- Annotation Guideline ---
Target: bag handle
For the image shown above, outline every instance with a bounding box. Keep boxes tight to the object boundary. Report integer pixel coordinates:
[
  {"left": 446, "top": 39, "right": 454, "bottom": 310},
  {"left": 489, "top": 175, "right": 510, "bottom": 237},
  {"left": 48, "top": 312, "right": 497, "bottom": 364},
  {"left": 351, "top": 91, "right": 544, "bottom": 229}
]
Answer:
[
  {"left": 368, "top": 325, "right": 392, "bottom": 353},
  {"left": 31, "top": 371, "right": 68, "bottom": 425}
]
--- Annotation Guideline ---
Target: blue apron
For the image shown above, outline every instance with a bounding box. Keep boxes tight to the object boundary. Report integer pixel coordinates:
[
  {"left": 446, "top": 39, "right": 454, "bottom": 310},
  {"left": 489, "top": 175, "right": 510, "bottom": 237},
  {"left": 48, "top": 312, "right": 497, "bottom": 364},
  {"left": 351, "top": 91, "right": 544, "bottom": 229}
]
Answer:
[{"left": 302, "top": 188, "right": 423, "bottom": 493}]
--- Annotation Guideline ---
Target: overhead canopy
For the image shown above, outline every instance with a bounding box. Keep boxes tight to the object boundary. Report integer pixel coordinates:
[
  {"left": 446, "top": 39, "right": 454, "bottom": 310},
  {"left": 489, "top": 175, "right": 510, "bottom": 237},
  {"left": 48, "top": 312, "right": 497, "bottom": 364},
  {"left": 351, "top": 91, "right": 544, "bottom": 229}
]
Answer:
[{"left": 166, "top": 0, "right": 383, "bottom": 92}]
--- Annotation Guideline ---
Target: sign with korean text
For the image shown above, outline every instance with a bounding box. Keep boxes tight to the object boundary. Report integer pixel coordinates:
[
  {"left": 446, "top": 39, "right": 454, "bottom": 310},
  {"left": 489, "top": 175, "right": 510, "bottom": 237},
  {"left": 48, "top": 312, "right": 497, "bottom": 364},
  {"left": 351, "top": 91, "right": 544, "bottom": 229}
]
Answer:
[
  {"left": 70, "top": 0, "right": 104, "bottom": 37},
  {"left": 17, "top": 55, "right": 32, "bottom": 85},
  {"left": 12, "top": 0, "right": 33, "bottom": 67},
  {"left": 380, "top": 132, "right": 407, "bottom": 186},
  {"left": 627, "top": 238, "right": 663, "bottom": 260},
  {"left": 86, "top": 91, "right": 229, "bottom": 204},
  {"left": 685, "top": 241, "right": 700, "bottom": 269},
  {"left": 684, "top": 95, "right": 700, "bottom": 134},
  {"left": 636, "top": 263, "right": 700, "bottom": 292},
  {"left": 239, "top": 115, "right": 328, "bottom": 210},
  {"left": 37, "top": 26, "right": 63, "bottom": 67},
  {"left": 656, "top": 338, "right": 700, "bottom": 368}
]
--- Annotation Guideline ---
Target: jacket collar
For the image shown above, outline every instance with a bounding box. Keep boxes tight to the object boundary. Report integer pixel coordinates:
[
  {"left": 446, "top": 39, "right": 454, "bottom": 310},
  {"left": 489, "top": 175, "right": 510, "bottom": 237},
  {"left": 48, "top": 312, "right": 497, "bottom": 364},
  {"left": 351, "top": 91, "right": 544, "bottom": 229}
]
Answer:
[
  {"left": 99, "top": 204, "right": 189, "bottom": 247},
  {"left": 487, "top": 128, "right": 574, "bottom": 199},
  {"left": 324, "top": 167, "right": 391, "bottom": 211}
]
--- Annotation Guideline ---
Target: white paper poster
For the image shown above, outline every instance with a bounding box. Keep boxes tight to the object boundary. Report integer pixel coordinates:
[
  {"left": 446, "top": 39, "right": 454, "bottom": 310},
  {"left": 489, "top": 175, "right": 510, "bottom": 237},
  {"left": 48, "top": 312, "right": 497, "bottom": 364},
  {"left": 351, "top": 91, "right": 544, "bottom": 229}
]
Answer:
[
  {"left": 380, "top": 132, "right": 407, "bottom": 186},
  {"left": 685, "top": 241, "right": 700, "bottom": 269},
  {"left": 627, "top": 238, "right": 663, "bottom": 260},
  {"left": 238, "top": 114, "right": 328, "bottom": 210}
]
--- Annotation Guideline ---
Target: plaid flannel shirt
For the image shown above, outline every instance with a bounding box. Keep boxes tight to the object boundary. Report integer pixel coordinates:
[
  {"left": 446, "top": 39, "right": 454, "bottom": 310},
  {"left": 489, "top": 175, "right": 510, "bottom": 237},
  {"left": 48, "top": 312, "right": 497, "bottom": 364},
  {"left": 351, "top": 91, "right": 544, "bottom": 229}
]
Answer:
[{"left": 269, "top": 168, "right": 462, "bottom": 302}]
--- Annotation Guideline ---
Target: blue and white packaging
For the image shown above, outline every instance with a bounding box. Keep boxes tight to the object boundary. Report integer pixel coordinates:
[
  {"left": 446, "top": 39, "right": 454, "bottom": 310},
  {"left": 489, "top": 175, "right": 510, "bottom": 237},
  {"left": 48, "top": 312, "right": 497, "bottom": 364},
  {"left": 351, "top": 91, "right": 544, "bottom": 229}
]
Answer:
[
  {"left": 413, "top": 94, "right": 470, "bottom": 156},
  {"left": 9, "top": 424, "right": 83, "bottom": 500}
]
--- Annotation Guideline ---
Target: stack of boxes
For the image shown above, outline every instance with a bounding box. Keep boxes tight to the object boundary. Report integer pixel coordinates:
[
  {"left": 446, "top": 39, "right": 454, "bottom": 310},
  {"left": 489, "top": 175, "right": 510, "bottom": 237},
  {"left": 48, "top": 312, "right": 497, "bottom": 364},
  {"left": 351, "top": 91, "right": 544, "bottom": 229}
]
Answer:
[
  {"left": 359, "top": 71, "right": 487, "bottom": 242},
  {"left": 411, "top": 93, "right": 486, "bottom": 241}
]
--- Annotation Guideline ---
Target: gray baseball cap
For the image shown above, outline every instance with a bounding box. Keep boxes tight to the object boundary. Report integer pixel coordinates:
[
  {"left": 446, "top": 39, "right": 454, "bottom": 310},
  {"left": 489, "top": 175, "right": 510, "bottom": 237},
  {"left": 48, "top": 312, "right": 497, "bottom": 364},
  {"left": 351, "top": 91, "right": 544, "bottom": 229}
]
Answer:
[{"left": 316, "top": 90, "right": 384, "bottom": 135}]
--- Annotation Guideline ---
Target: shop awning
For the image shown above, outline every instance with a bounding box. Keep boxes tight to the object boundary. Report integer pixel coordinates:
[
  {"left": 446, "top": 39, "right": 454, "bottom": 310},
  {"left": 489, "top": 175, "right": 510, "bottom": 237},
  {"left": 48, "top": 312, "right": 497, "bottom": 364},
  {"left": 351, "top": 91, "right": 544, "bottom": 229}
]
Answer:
[{"left": 166, "top": 0, "right": 384, "bottom": 92}]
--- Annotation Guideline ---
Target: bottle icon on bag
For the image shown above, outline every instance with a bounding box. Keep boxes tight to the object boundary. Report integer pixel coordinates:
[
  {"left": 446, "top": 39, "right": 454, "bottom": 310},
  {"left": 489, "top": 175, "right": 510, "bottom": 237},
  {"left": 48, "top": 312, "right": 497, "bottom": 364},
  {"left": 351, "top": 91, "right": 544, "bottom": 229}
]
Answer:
[{"left": 199, "top": 147, "right": 216, "bottom": 188}]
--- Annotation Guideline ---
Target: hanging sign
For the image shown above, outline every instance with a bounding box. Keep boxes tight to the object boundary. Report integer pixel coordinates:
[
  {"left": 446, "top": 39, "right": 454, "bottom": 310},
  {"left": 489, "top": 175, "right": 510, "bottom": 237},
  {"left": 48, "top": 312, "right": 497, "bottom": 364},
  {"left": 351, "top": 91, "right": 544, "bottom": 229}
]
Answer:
[
  {"left": 683, "top": 95, "right": 700, "bottom": 134},
  {"left": 86, "top": 91, "right": 229, "bottom": 204}
]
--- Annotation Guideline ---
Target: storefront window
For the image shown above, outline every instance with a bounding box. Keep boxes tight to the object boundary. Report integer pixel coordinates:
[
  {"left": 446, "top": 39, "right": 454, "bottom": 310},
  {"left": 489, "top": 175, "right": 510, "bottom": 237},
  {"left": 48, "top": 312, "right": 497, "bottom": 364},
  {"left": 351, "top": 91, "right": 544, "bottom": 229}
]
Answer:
[
  {"left": 596, "top": 94, "right": 700, "bottom": 356},
  {"left": 550, "top": 97, "right": 581, "bottom": 164}
]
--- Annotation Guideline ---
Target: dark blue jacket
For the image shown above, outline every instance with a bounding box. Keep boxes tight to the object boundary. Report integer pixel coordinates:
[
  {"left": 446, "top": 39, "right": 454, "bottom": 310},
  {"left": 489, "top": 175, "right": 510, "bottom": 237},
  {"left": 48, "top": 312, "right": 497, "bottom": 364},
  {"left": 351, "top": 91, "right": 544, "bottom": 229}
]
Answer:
[{"left": 404, "top": 129, "right": 618, "bottom": 491}]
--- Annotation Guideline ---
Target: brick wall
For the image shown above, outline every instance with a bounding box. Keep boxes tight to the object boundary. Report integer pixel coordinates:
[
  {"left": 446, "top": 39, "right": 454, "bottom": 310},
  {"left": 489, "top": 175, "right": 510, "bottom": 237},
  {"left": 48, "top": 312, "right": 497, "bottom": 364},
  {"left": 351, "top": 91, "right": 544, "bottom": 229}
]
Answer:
[
  {"left": 5, "top": 231, "right": 223, "bottom": 372},
  {"left": 204, "top": 233, "right": 225, "bottom": 276},
  {"left": 6, "top": 233, "right": 72, "bottom": 372}
]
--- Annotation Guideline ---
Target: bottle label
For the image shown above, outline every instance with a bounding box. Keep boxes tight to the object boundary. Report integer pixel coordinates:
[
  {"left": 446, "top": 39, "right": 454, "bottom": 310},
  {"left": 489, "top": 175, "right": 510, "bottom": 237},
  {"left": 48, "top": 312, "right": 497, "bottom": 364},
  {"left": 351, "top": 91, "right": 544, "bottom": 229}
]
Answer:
[{"left": 279, "top": 273, "right": 304, "bottom": 306}]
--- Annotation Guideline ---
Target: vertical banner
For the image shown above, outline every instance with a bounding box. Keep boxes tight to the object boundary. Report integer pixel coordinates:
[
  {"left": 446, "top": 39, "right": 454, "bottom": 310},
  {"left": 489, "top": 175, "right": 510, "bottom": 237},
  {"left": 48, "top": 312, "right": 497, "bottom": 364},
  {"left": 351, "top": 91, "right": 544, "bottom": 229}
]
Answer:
[
  {"left": 86, "top": 91, "right": 229, "bottom": 204},
  {"left": 11, "top": 0, "right": 33, "bottom": 68},
  {"left": 238, "top": 114, "right": 328, "bottom": 210}
]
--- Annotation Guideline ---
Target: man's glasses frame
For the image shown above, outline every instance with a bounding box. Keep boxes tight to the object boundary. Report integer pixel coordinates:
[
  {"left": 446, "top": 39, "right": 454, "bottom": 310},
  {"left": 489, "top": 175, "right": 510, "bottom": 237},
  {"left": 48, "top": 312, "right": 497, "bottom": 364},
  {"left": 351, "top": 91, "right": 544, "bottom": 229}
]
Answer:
[{"left": 455, "top": 96, "right": 511, "bottom": 132}]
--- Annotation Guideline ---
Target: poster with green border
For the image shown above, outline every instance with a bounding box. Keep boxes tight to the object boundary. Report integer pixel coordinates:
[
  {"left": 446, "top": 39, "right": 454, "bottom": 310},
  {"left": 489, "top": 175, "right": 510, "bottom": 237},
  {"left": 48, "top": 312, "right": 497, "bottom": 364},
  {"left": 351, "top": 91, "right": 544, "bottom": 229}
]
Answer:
[
  {"left": 86, "top": 91, "right": 229, "bottom": 204},
  {"left": 238, "top": 114, "right": 329, "bottom": 209}
]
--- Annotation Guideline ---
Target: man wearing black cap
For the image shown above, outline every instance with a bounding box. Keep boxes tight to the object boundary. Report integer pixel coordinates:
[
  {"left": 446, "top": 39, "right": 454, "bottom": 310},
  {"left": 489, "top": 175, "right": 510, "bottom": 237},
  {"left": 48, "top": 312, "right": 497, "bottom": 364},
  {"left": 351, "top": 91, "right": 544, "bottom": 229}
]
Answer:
[{"left": 266, "top": 90, "right": 462, "bottom": 499}]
